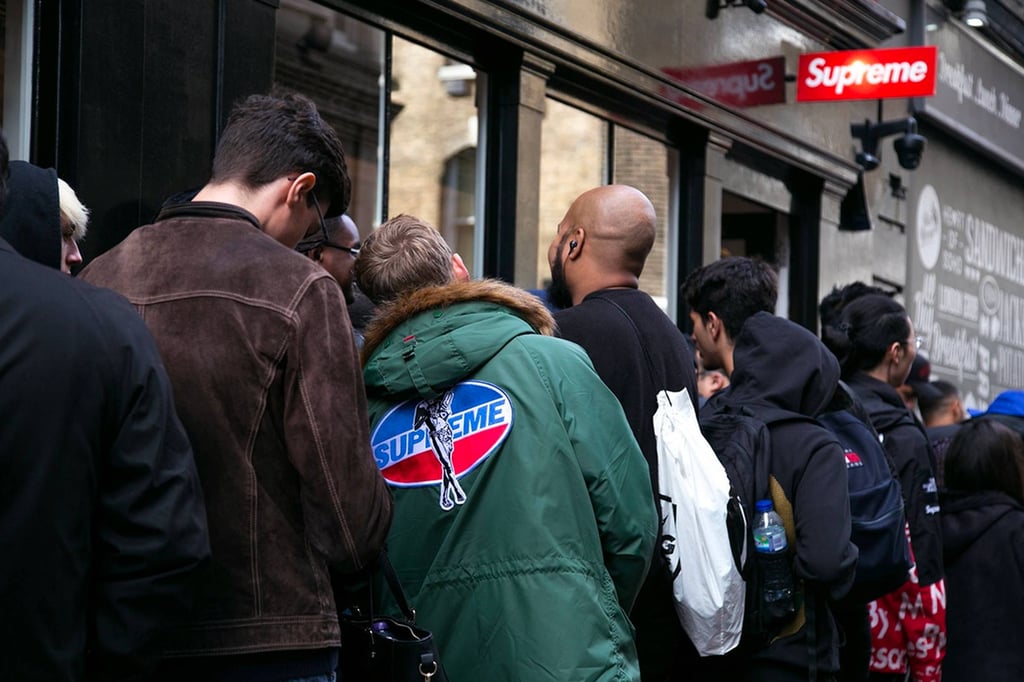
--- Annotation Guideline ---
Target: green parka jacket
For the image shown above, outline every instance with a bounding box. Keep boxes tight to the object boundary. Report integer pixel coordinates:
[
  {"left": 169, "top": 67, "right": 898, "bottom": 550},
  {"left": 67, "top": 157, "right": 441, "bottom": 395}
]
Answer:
[{"left": 360, "top": 280, "right": 657, "bottom": 682}]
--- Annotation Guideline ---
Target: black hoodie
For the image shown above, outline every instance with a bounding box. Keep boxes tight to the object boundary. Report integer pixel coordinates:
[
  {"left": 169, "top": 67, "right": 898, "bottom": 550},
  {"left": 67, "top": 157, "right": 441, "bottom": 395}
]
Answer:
[
  {"left": 0, "top": 160, "right": 61, "bottom": 269},
  {"left": 941, "top": 490, "right": 1024, "bottom": 682},
  {"left": 846, "top": 372, "right": 943, "bottom": 587},
  {"left": 711, "top": 312, "right": 858, "bottom": 676}
]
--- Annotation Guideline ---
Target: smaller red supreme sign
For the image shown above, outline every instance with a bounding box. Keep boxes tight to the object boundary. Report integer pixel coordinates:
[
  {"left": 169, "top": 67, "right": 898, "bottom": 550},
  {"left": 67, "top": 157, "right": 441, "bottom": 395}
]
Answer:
[
  {"left": 797, "top": 46, "right": 937, "bottom": 102},
  {"left": 662, "top": 57, "right": 786, "bottom": 108}
]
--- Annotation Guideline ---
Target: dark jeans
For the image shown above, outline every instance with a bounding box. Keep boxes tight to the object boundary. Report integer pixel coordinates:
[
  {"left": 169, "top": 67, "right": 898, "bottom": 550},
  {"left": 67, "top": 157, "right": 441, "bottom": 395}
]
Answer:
[
  {"left": 154, "top": 648, "right": 339, "bottom": 682},
  {"left": 745, "top": 661, "right": 837, "bottom": 682}
]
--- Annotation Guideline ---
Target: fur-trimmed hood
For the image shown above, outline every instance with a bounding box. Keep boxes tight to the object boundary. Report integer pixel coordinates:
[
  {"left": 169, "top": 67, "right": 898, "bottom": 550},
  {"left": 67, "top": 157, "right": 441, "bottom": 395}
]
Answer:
[{"left": 361, "top": 279, "right": 556, "bottom": 400}]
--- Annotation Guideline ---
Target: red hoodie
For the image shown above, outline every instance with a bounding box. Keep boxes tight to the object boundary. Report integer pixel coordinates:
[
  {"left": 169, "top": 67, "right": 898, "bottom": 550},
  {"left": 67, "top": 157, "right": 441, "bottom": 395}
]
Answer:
[{"left": 868, "top": 527, "right": 947, "bottom": 682}]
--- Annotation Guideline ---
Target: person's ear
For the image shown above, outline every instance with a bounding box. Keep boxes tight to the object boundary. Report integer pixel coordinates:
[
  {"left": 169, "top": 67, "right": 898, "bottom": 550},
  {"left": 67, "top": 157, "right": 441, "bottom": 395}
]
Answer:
[
  {"left": 707, "top": 311, "right": 723, "bottom": 341},
  {"left": 710, "top": 372, "right": 728, "bottom": 393},
  {"left": 452, "top": 253, "right": 470, "bottom": 282},
  {"left": 566, "top": 229, "right": 585, "bottom": 261},
  {"left": 286, "top": 171, "right": 317, "bottom": 207},
  {"left": 310, "top": 246, "right": 325, "bottom": 263}
]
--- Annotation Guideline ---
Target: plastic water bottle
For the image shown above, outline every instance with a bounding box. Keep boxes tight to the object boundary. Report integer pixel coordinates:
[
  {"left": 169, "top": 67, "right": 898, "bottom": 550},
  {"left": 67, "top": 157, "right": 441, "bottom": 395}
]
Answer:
[{"left": 753, "top": 499, "right": 794, "bottom": 607}]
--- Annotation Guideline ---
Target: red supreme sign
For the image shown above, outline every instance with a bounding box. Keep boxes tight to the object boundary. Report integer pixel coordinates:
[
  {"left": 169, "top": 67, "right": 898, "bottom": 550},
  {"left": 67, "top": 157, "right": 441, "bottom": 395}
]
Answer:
[
  {"left": 662, "top": 57, "right": 786, "bottom": 108},
  {"left": 797, "top": 46, "right": 937, "bottom": 102}
]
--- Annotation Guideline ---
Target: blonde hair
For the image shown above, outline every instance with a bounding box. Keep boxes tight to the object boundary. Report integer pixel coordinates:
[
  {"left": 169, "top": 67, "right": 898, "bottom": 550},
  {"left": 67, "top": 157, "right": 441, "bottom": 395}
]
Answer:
[
  {"left": 354, "top": 214, "right": 454, "bottom": 304},
  {"left": 57, "top": 178, "right": 89, "bottom": 240}
]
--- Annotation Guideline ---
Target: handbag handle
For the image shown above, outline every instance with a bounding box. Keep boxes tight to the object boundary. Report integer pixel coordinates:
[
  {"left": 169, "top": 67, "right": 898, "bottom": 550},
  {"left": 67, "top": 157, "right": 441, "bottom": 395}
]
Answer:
[{"left": 378, "top": 548, "right": 417, "bottom": 622}]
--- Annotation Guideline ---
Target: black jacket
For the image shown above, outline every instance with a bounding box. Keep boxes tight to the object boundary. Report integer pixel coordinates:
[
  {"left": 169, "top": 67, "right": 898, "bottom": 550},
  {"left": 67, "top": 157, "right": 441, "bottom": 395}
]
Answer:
[
  {"left": 847, "top": 373, "right": 943, "bottom": 587},
  {"left": 926, "top": 422, "right": 961, "bottom": 489},
  {"left": 941, "top": 490, "right": 1024, "bottom": 682},
  {"left": 554, "top": 288, "right": 699, "bottom": 681},
  {"left": 707, "top": 312, "right": 857, "bottom": 677},
  {"left": 0, "top": 240, "right": 210, "bottom": 681}
]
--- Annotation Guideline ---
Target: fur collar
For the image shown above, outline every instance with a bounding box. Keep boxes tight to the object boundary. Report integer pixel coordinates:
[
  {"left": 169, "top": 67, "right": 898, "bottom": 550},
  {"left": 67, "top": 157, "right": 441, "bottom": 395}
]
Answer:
[{"left": 361, "top": 279, "right": 556, "bottom": 363}]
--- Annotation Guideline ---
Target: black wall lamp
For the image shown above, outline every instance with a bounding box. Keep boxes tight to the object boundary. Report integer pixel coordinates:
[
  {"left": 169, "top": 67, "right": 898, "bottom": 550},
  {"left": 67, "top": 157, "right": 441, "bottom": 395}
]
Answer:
[
  {"left": 706, "top": 0, "right": 767, "bottom": 20},
  {"left": 850, "top": 116, "right": 926, "bottom": 171}
]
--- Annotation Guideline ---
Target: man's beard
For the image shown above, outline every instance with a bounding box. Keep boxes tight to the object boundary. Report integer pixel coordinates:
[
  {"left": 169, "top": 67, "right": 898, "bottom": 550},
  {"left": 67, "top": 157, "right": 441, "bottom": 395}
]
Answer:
[{"left": 546, "top": 255, "right": 573, "bottom": 310}]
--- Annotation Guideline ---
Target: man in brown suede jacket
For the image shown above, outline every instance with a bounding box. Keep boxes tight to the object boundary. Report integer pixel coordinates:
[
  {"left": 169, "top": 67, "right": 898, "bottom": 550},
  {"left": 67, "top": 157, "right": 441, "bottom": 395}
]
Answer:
[{"left": 81, "top": 92, "right": 392, "bottom": 682}]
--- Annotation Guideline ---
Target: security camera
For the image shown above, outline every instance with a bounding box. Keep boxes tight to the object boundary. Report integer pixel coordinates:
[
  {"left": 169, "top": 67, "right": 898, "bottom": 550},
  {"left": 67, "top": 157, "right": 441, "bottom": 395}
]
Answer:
[
  {"left": 893, "top": 133, "right": 926, "bottom": 170},
  {"left": 855, "top": 151, "right": 880, "bottom": 171},
  {"left": 850, "top": 116, "right": 926, "bottom": 172}
]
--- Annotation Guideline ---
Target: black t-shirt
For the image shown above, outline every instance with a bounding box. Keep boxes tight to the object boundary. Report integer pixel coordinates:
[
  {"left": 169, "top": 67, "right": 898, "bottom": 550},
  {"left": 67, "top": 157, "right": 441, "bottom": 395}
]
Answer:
[{"left": 554, "top": 288, "right": 698, "bottom": 491}]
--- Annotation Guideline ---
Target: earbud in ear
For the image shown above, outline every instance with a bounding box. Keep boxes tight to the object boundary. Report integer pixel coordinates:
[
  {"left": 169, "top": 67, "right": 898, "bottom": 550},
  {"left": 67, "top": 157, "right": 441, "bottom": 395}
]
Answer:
[{"left": 569, "top": 240, "right": 578, "bottom": 250}]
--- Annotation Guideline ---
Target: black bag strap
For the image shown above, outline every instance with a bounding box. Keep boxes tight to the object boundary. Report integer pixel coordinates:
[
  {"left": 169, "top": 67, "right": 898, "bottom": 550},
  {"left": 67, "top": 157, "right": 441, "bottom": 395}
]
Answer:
[
  {"left": 597, "top": 295, "right": 662, "bottom": 393},
  {"left": 379, "top": 548, "right": 417, "bottom": 622},
  {"left": 806, "top": 586, "right": 818, "bottom": 682}
]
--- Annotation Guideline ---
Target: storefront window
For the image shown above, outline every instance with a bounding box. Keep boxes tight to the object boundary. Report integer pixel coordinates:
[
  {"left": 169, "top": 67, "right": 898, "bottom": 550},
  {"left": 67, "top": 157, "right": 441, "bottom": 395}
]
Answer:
[
  {"left": 441, "top": 147, "right": 477, "bottom": 273},
  {"left": 274, "top": 0, "right": 384, "bottom": 237},
  {"left": 275, "top": 2, "right": 484, "bottom": 267},
  {"left": 535, "top": 98, "right": 608, "bottom": 290},
  {"left": 612, "top": 126, "right": 675, "bottom": 307},
  {"left": 536, "top": 99, "right": 678, "bottom": 313},
  {"left": 388, "top": 37, "right": 483, "bottom": 274},
  {"left": 3, "top": 0, "right": 35, "bottom": 159}
]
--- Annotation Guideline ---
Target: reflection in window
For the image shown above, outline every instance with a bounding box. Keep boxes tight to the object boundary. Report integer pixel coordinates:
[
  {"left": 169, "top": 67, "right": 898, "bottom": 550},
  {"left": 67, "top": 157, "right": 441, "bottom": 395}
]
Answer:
[
  {"left": 535, "top": 98, "right": 608, "bottom": 290},
  {"left": 613, "top": 127, "right": 674, "bottom": 305},
  {"left": 274, "top": 0, "right": 384, "bottom": 238},
  {"left": 273, "top": 4, "right": 484, "bottom": 265},
  {"left": 442, "top": 148, "right": 477, "bottom": 274},
  {"left": 535, "top": 99, "right": 676, "bottom": 313},
  {"left": 388, "top": 37, "right": 483, "bottom": 273},
  {"left": 3, "top": 0, "right": 37, "bottom": 159}
]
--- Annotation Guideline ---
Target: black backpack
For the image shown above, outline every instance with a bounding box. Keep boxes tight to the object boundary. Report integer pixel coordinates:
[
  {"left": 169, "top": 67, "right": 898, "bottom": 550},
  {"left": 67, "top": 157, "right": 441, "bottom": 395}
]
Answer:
[
  {"left": 699, "top": 402, "right": 805, "bottom": 645},
  {"left": 817, "top": 408, "right": 911, "bottom": 602}
]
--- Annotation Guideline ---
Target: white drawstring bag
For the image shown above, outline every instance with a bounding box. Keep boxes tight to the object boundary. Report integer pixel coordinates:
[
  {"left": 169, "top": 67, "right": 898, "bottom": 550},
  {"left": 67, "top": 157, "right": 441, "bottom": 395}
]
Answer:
[{"left": 654, "top": 388, "right": 745, "bottom": 656}]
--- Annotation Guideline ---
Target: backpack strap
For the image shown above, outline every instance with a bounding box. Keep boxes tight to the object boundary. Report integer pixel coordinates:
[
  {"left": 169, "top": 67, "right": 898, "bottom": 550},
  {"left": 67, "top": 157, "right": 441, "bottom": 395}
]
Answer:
[
  {"left": 759, "top": 406, "right": 821, "bottom": 681},
  {"left": 595, "top": 294, "right": 660, "bottom": 389},
  {"left": 806, "top": 587, "right": 818, "bottom": 682},
  {"left": 835, "top": 380, "right": 880, "bottom": 438}
]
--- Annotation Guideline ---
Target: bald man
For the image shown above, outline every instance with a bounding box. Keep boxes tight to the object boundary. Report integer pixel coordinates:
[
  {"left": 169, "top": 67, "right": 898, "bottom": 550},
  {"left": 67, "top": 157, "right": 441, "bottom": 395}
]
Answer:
[{"left": 547, "top": 184, "right": 699, "bottom": 682}]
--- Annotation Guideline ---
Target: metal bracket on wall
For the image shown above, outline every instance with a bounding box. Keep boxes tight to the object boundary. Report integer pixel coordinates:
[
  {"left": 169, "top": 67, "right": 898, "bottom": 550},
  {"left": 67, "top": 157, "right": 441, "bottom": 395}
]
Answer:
[{"left": 706, "top": 0, "right": 767, "bottom": 20}]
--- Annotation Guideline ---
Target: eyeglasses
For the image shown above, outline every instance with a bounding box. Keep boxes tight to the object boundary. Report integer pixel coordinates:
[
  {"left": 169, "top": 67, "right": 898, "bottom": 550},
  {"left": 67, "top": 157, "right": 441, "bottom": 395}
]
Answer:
[
  {"left": 308, "top": 192, "right": 360, "bottom": 258},
  {"left": 906, "top": 336, "right": 925, "bottom": 351},
  {"left": 322, "top": 240, "right": 360, "bottom": 258}
]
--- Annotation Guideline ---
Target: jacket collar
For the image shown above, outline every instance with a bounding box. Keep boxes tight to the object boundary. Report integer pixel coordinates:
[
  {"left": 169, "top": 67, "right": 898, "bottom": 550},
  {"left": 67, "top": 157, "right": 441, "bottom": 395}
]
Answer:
[{"left": 157, "top": 201, "right": 263, "bottom": 232}]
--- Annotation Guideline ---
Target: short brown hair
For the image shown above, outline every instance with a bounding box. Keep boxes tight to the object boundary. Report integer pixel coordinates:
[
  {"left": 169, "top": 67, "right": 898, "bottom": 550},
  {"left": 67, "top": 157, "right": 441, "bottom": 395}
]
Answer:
[
  {"left": 354, "top": 214, "right": 454, "bottom": 304},
  {"left": 211, "top": 91, "right": 350, "bottom": 217}
]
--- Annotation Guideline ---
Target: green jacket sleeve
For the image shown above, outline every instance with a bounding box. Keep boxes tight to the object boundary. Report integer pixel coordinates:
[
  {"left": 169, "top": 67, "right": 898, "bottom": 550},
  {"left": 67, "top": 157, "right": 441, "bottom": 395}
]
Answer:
[{"left": 554, "top": 342, "right": 658, "bottom": 613}]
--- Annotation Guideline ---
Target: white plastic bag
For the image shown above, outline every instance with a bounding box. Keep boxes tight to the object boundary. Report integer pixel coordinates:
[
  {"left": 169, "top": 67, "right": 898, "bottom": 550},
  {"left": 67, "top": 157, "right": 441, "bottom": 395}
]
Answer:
[{"left": 654, "top": 388, "right": 745, "bottom": 656}]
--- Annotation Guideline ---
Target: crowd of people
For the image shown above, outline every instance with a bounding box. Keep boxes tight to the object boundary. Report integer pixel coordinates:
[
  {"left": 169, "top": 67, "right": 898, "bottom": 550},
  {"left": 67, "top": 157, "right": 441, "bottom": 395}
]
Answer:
[{"left": 1, "top": 91, "right": 1021, "bottom": 682}]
